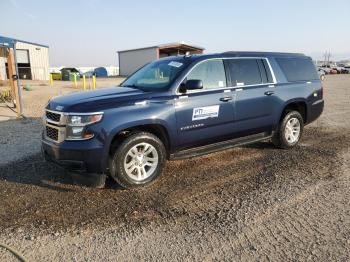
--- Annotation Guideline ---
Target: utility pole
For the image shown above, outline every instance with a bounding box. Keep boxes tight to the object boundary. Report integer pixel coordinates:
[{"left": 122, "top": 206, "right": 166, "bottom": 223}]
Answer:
[
  {"left": 7, "top": 48, "right": 22, "bottom": 117},
  {"left": 323, "top": 51, "right": 327, "bottom": 66}
]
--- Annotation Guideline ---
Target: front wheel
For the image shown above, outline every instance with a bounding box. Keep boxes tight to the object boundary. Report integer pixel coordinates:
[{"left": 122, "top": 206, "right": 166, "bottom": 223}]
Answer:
[
  {"left": 109, "top": 132, "right": 166, "bottom": 188},
  {"left": 272, "top": 111, "right": 304, "bottom": 149}
]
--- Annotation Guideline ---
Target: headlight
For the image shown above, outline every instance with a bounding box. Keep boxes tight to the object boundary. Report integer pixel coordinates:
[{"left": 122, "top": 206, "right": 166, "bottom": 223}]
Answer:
[
  {"left": 65, "top": 113, "right": 103, "bottom": 140},
  {"left": 67, "top": 114, "right": 103, "bottom": 126}
]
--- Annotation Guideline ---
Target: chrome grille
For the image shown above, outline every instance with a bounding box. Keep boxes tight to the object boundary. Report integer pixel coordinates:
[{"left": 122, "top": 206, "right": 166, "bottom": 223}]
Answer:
[
  {"left": 46, "top": 111, "right": 61, "bottom": 122},
  {"left": 46, "top": 126, "right": 59, "bottom": 141}
]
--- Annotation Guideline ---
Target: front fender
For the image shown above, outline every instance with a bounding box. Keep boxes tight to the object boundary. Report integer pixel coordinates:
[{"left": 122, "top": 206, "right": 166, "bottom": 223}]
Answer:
[
  {"left": 106, "top": 118, "right": 175, "bottom": 147},
  {"left": 99, "top": 103, "right": 177, "bottom": 170}
]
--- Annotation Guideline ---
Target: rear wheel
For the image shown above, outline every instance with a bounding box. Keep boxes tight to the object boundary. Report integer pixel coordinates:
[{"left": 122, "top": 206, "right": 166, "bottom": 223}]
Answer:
[
  {"left": 109, "top": 132, "right": 166, "bottom": 188},
  {"left": 272, "top": 111, "right": 304, "bottom": 149}
]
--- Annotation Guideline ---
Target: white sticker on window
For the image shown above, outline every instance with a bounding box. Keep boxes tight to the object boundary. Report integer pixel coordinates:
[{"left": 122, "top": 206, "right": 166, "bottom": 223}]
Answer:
[
  {"left": 168, "top": 61, "right": 183, "bottom": 68},
  {"left": 192, "top": 105, "right": 220, "bottom": 121},
  {"left": 218, "top": 81, "right": 224, "bottom": 87}
]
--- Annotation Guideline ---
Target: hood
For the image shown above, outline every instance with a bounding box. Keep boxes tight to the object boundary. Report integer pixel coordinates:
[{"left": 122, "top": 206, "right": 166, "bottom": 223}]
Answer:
[{"left": 47, "top": 86, "right": 149, "bottom": 112}]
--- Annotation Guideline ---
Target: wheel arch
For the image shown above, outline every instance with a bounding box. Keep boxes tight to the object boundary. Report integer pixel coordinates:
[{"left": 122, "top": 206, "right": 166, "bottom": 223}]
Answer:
[
  {"left": 108, "top": 122, "right": 171, "bottom": 159},
  {"left": 280, "top": 99, "right": 307, "bottom": 124}
]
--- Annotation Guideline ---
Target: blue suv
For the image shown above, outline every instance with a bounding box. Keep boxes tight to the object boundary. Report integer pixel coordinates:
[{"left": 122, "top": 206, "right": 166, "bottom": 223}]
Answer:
[{"left": 42, "top": 52, "right": 324, "bottom": 188}]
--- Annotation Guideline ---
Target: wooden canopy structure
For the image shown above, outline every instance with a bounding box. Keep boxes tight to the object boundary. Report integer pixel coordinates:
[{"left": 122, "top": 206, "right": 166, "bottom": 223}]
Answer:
[
  {"left": 0, "top": 36, "right": 22, "bottom": 117},
  {"left": 157, "top": 43, "right": 204, "bottom": 57}
]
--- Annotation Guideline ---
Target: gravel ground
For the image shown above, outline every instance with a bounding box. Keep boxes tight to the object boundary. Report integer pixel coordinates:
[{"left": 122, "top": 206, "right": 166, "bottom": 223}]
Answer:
[
  {"left": 0, "top": 77, "right": 124, "bottom": 164},
  {"left": 0, "top": 75, "right": 349, "bottom": 261}
]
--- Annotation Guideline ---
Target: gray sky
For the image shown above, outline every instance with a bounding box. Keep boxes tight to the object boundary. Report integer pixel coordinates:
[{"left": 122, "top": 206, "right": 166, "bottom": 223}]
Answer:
[{"left": 1, "top": 0, "right": 349, "bottom": 66}]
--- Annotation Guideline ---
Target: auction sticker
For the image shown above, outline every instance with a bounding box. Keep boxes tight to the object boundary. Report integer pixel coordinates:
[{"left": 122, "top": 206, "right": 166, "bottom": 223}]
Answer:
[
  {"left": 168, "top": 61, "right": 183, "bottom": 68},
  {"left": 192, "top": 105, "right": 220, "bottom": 121}
]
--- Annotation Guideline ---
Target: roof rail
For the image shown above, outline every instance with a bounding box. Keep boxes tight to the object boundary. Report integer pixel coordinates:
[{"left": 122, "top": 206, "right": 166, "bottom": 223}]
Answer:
[{"left": 222, "top": 51, "right": 305, "bottom": 56}]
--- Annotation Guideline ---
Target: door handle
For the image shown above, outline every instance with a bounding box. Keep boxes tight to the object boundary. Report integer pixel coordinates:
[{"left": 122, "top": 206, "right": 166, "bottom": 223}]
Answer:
[
  {"left": 264, "top": 91, "right": 274, "bottom": 96},
  {"left": 220, "top": 96, "right": 233, "bottom": 102}
]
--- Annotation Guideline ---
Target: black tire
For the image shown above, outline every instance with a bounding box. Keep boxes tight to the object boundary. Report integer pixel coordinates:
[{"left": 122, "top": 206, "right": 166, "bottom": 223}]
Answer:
[
  {"left": 109, "top": 132, "right": 166, "bottom": 188},
  {"left": 272, "top": 111, "right": 304, "bottom": 149}
]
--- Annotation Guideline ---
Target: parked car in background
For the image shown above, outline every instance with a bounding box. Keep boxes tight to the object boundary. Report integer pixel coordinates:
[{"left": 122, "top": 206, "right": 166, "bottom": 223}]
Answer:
[
  {"left": 331, "top": 64, "right": 343, "bottom": 74},
  {"left": 327, "top": 63, "right": 349, "bottom": 74},
  {"left": 337, "top": 64, "right": 350, "bottom": 74},
  {"left": 320, "top": 65, "right": 338, "bottom": 74}
]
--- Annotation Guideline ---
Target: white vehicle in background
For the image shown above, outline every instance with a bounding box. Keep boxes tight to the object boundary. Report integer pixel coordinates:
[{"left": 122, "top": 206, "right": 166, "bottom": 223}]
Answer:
[
  {"left": 337, "top": 64, "right": 350, "bottom": 74},
  {"left": 317, "top": 68, "right": 326, "bottom": 80},
  {"left": 330, "top": 63, "right": 349, "bottom": 74},
  {"left": 320, "top": 65, "right": 337, "bottom": 74},
  {"left": 319, "top": 65, "right": 332, "bottom": 74}
]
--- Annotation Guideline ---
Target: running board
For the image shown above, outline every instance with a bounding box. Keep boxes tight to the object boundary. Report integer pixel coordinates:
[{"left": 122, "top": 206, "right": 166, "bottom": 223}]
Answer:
[{"left": 170, "top": 132, "right": 272, "bottom": 160}]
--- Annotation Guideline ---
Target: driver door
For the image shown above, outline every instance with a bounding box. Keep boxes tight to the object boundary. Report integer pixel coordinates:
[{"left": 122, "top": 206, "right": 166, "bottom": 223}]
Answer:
[{"left": 175, "top": 59, "right": 235, "bottom": 149}]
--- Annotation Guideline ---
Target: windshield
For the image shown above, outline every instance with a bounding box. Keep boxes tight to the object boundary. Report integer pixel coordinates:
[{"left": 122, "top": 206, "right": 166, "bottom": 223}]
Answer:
[{"left": 121, "top": 59, "right": 186, "bottom": 91}]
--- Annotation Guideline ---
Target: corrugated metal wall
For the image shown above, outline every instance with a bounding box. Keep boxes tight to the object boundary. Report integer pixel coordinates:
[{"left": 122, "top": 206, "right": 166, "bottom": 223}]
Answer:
[
  {"left": 119, "top": 47, "right": 157, "bottom": 76},
  {"left": 16, "top": 42, "right": 49, "bottom": 80}
]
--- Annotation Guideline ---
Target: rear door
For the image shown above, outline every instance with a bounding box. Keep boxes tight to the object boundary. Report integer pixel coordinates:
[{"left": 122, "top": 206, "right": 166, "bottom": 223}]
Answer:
[
  {"left": 225, "top": 58, "right": 278, "bottom": 134},
  {"left": 174, "top": 59, "right": 235, "bottom": 149}
]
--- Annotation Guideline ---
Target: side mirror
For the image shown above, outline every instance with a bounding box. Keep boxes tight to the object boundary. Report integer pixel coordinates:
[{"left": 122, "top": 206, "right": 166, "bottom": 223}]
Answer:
[{"left": 180, "top": 79, "right": 203, "bottom": 93}]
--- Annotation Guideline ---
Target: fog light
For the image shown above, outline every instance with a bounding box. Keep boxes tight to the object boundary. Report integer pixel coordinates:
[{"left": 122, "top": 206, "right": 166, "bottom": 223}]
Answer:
[
  {"left": 83, "top": 134, "right": 94, "bottom": 139},
  {"left": 72, "top": 126, "right": 84, "bottom": 134},
  {"left": 66, "top": 126, "right": 88, "bottom": 140}
]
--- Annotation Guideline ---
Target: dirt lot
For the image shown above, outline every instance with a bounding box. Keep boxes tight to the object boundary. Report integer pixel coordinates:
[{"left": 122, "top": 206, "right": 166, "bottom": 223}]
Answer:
[{"left": 0, "top": 75, "right": 349, "bottom": 261}]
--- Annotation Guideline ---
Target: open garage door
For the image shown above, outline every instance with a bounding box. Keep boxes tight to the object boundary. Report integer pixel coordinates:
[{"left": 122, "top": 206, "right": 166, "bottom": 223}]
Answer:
[{"left": 15, "top": 49, "right": 32, "bottom": 80}]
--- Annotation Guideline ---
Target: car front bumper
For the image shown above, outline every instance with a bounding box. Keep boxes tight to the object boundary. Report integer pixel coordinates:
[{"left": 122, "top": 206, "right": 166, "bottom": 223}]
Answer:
[{"left": 41, "top": 137, "right": 107, "bottom": 174}]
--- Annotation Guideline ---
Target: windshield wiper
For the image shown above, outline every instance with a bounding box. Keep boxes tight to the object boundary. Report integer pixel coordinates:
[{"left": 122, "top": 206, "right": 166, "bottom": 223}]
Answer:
[{"left": 121, "top": 84, "right": 141, "bottom": 89}]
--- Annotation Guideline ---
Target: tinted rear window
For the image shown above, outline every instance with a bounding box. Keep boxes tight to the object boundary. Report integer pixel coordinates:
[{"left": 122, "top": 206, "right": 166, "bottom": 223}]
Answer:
[
  {"left": 226, "top": 59, "right": 262, "bottom": 86},
  {"left": 276, "top": 57, "right": 319, "bottom": 82}
]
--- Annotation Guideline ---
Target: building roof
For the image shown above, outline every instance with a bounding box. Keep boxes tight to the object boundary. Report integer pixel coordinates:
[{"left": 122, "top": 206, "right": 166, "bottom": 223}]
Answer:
[
  {"left": 0, "top": 35, "right": 49, "bottom": 48},
  {"left": 117, "top": 42, "right": 205, "bottom": 53}
]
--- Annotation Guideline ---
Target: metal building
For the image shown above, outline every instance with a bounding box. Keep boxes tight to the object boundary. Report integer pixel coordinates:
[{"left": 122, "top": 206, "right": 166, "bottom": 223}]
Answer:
[
  {"left": 0, "top": 35, "right": 49, "bottom": 81},
  {"left": 118, "top": 42, "right": 204, "bottom": 76}
]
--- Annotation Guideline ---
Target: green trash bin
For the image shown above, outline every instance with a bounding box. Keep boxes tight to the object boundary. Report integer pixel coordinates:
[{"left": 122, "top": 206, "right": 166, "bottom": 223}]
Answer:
[
  {"left": 69, "top": 73, "right": 80, "bottom": 81},
  {"left": 61, "top": 69, "right": 70, "bottom": 81}
]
